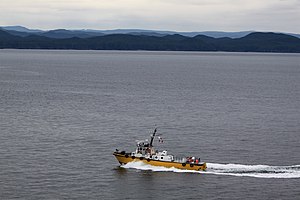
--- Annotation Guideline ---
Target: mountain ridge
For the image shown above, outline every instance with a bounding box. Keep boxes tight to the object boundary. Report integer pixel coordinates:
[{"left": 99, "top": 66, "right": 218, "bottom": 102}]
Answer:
[
  {"left": 1, "top": 25, "right": 300, "bottom": 39},
  {"left": 0, "top": 28, "right": 299, "bottom": 53}
]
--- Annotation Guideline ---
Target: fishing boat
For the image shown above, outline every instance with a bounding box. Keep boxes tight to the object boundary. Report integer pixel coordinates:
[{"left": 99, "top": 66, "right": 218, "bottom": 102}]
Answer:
[{"left": 113, "top": 128, "right": 207, "bottom": 171}]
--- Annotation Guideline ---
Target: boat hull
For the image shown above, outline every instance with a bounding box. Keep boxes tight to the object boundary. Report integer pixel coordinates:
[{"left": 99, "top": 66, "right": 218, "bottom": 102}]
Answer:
[{"left": 113, "top": 152, "right": 207, "bottom": 171}]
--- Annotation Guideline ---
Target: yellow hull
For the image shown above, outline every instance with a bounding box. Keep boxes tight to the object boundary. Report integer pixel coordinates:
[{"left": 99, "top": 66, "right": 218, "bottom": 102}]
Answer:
[{"left": 113, "top": 152, "right": 207, "bottom": 171}]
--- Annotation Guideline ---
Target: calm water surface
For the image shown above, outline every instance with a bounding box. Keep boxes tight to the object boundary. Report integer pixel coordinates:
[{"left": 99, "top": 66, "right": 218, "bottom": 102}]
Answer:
[{"left": 0, "top": 50, "right": 299, "bottom": 199}]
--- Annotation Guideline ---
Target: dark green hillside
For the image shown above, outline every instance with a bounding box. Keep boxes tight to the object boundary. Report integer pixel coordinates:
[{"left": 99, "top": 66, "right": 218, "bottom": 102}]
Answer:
[
  {"left": 233, "top": 32, "right": 300, "bottom": 52},
  {"left": 0, "top": 29, "right": 300, "bottom": 52}
]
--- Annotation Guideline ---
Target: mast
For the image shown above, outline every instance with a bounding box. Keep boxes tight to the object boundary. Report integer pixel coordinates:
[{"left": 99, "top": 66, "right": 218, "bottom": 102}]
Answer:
[{"left": 149, "top": 128, "right": 157, "bottom": 147}]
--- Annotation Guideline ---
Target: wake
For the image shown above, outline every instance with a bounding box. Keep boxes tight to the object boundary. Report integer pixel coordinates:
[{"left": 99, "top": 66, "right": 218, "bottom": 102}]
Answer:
[{"left": 121, "top": 161, "right": 300, "bottom": 179}]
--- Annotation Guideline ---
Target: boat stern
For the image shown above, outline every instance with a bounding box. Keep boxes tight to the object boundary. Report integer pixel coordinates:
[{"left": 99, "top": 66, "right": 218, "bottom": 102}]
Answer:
[{"left": 200, "top": 162, "right": 207, "bottom": 171}]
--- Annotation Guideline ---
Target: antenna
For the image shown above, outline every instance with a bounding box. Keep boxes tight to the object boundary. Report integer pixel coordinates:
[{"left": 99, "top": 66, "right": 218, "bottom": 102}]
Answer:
[{"left": 149, "top": 128, "right": 157, "bottom": 147}]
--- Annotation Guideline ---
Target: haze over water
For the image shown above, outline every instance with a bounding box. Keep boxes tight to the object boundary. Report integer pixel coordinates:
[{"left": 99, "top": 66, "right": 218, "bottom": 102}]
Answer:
[{"left": 0, "top": 50, "right": 299, "bottom": 199}]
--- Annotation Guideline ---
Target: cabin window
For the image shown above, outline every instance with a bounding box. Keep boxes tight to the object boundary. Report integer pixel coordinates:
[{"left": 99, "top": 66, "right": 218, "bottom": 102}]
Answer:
[{"left": 161, "top": 157, "right": 163, "bottom": 159}]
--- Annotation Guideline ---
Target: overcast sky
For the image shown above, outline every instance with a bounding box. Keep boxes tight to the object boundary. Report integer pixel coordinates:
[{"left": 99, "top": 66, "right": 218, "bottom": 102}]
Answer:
[{"left": 1, "top": 0, "right": 299, "bottom": 33}]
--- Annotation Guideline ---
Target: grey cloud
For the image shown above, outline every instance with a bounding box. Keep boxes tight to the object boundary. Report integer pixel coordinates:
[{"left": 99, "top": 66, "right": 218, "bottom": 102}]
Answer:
[{"left": 0, "top": 0, "right": 299, "bottom": 33}]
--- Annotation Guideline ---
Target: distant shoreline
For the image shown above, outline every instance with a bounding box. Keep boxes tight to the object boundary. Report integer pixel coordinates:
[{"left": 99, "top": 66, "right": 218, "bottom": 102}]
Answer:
[{"left": 1, "top": 49, "right": 299, "bottom": 55}]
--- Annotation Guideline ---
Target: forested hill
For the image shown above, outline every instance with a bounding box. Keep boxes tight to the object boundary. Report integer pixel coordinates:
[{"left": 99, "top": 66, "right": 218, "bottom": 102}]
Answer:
[{"left": 0, "top": 29, "right": 299, "bottom": 53}]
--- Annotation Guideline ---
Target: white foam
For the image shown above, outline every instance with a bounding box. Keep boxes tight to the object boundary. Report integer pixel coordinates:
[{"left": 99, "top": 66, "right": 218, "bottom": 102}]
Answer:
[{"left": 121, "top": 161, "right": 300, "bottom": 179}]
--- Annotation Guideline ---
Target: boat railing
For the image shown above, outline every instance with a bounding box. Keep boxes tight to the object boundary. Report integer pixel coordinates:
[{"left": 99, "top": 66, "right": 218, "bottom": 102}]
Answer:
[
  {"left": 173, "top": 157, "right": 187, "bottom": 163},
  {"left": 173, "top": 156, "right": 201, "bottom": 164}
]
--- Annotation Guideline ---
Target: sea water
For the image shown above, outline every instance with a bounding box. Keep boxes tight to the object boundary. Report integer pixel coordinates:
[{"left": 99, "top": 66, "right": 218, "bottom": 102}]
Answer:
[{"left": 0, "top": 50, "right": 299, "bottom": 199}]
